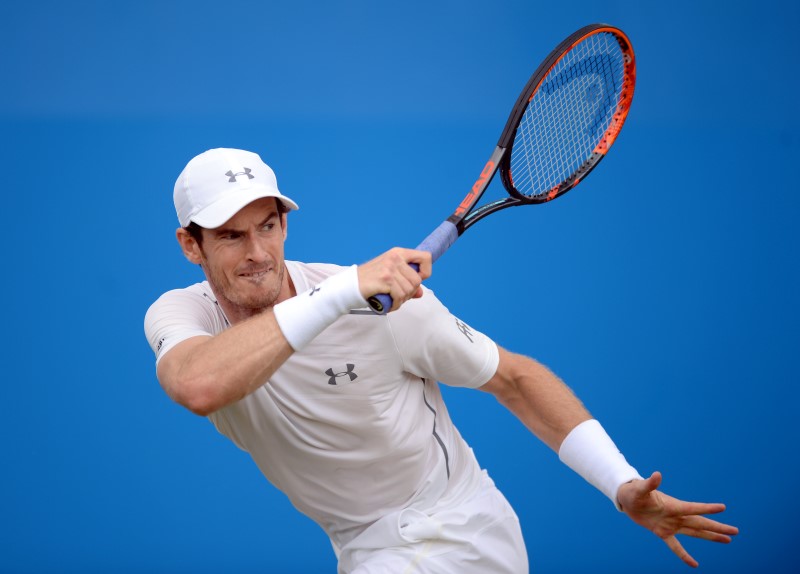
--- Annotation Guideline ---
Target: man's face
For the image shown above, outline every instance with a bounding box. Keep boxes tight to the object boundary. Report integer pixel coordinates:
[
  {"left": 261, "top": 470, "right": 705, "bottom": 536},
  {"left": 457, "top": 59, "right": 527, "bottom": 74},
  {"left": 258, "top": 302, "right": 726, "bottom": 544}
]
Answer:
[{"left": 182, "top": 198, "right": 289, "bottom": 314}]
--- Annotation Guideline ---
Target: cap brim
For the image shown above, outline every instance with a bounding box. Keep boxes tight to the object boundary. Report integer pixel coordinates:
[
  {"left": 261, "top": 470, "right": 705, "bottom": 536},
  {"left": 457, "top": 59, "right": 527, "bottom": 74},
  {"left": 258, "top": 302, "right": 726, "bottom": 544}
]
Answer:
[{"left": 189, "top": 186, "right": 299, "bottom": 229}]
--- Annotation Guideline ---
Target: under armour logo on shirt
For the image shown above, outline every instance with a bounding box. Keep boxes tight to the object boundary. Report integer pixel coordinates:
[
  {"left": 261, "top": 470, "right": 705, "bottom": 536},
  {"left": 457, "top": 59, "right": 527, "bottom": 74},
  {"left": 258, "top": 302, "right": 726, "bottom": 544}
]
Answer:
[
  {"left": 225, "top": 168, "right": 254, "bottom": 182},
  {"left": 325, "top": 364, "right": 357, "bottom": 385}
]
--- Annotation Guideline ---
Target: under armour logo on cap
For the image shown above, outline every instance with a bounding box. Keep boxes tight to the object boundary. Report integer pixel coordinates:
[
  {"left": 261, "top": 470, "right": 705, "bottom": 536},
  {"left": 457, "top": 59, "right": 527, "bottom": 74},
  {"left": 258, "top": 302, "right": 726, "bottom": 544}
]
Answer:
[{"left": 225, "top": 168, "right": 254, "bottom": 182}]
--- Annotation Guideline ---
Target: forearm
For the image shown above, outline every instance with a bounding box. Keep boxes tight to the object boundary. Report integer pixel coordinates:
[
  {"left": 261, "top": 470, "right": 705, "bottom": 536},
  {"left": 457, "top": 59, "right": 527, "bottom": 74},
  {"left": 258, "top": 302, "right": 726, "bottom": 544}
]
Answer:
[
  {"left": 483, "top": 347, "right": 641, "bottom": 507},
  {"left": 161, "top": 310, "right": 293, "bottom": 415},
  {"left": 481, "top": 347, "right": 591, "bottom": 452}
]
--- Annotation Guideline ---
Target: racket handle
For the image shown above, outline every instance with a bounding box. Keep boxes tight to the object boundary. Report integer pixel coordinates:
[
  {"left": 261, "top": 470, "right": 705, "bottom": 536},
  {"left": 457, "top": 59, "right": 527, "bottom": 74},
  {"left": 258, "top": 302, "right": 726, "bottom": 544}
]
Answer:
[
  {"left": 417, "top": 220, "right": 459, "bottom": 264},
  {"left": 367, "top": 221, "right": 459, "bottom": 314}
]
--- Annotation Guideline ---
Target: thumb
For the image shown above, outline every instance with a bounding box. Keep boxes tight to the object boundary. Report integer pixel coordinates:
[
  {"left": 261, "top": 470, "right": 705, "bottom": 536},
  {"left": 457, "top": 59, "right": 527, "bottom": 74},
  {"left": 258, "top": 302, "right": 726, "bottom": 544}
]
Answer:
[{"left": 643, "top": 470, "right": 662, "bottom": 493}]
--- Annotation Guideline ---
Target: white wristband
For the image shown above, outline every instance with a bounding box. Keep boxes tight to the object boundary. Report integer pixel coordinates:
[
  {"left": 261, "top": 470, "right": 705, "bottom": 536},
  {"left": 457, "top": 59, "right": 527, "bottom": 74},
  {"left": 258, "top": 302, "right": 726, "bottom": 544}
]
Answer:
[
  {"left": 558, "top": 419, "right": 643, "bottom": 511},
  {"left": 273, "top": 265, "right": 366, "bottom": 351}
]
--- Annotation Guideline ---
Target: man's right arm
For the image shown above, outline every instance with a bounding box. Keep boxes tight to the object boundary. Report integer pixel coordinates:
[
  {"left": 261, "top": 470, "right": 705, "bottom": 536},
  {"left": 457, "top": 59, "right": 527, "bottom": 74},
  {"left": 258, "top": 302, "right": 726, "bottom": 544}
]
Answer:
[
  {"left": 154, "top": 247, "right": 432, "bottom": 416},
  {"left": 156, "top": 310, "right": 293, "bottom": 416}
]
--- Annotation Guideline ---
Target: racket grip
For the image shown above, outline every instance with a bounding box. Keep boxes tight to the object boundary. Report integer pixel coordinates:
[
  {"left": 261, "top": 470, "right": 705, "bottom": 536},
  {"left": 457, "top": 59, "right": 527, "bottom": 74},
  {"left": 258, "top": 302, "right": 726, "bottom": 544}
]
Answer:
[
  {"left": 367, "top": 221, "right": 459, "bottom": 314},
  {"left": 416, "top": 220, "right": 459, "bottom": 264}
]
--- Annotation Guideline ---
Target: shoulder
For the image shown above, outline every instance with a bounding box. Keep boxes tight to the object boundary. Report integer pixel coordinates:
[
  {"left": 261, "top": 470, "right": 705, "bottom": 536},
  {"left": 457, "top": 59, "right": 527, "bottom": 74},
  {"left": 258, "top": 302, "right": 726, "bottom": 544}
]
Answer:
[
  {"left": 143, "top": 282, "right": 226, "bottom": 360},
  {"left": 145, "top": 282, "right": 217, "bottom": 319},
  {"left": 385, "top": 287, "right": 499, "bottom": 388},
  {"left": 285, "top": 260, "right": 350, "bottom": 293},
  {"left": 386, "top": 286, "right": 460, "bottom": 342},
  {"left": 390, "top": 285, "right": 448, "bottom": 322},
  {"left": 144, "top": 281, "right": 225, "bottom": 337}
]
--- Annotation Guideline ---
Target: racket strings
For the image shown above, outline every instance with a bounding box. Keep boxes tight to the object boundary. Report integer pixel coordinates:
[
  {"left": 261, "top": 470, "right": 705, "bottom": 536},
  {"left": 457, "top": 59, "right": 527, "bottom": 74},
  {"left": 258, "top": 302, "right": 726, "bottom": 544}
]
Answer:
[{"left": 510, "top": 32, "right": 627, "bottom": 198}]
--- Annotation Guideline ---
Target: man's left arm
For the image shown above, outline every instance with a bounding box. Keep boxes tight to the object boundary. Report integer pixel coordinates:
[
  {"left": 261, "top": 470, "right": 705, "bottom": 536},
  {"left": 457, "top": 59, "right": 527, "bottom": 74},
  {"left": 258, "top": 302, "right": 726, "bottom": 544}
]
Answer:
[
  {"left": 479, "top": 346, "right": 592, "bottom": 452},
  {"left": 479, "top": 346, "right": 738, "bottom": 567}
]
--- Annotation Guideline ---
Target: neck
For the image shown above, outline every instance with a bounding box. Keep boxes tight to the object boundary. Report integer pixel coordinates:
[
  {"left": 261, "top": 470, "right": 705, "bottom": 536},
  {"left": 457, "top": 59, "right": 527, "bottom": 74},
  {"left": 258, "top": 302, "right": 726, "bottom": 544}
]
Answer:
[{"left": 209, "top": 266, "right": 297, "bottom": 326}]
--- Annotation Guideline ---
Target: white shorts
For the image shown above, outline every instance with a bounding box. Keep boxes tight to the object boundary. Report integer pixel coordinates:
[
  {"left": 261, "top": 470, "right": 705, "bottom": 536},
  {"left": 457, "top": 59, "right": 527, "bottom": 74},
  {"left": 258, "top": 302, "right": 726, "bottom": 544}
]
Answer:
[{"left": 337, "top": 472, "right": 529, "bottom": 574}]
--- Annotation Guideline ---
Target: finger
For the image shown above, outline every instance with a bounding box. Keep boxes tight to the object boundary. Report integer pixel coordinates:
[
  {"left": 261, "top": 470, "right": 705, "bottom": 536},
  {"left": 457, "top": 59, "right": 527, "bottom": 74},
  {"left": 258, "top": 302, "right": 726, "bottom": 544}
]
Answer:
[
  {"left": 669, "top": 501, "right": 729, "bottom": 518},
  {"left": 680, "top": 515, "right": 740, "bottom": 536},
  {"left": 646, "top": 471, "right": 663, "bottom": 492},
  {"left": 391, "top": 248, "right": 431, "bottom": 277},
  {"left": 663, "top": 535, "right": 698, "bottom": 568},
  {"left": 630, "top": 471, "right": 662, "bottom": 498},
  {"left": 398, "top": 258, "right": 424, "bottom": 286},
  {"left": 411, "top": 249, "right": 433, "bottom": 279},
  {"left": 676, "top": 526, "right": 734, "bottom": 544},
  {"left": 388, "top": 273, "right": 423, "bottom": 311}
]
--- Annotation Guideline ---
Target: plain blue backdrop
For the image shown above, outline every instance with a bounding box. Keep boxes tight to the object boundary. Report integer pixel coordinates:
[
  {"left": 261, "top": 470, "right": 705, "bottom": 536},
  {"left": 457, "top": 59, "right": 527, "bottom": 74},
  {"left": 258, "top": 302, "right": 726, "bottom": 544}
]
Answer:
[{"left": 2, "top": 1, "right": 797, "bottom": 572}]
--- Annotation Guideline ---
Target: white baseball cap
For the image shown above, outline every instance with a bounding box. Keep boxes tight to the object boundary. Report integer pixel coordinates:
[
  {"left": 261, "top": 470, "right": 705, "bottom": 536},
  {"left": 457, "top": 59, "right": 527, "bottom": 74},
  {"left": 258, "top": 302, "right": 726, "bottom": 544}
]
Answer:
[{"left": 174, "top": 148, "right": 300, "bottom": 228}]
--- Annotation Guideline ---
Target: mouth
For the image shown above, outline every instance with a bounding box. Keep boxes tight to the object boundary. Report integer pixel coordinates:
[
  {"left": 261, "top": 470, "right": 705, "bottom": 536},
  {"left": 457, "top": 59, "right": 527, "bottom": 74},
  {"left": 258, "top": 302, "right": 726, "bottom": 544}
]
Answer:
[{"left": 238, "top": 267, "right": 272, "bottom": 281}]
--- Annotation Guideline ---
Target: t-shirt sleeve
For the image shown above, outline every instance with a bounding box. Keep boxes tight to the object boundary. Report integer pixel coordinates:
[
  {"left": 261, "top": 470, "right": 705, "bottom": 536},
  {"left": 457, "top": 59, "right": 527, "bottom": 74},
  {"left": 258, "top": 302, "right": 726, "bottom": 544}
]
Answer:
[
  {"left": 143, "top": 287, "right": 221, "bottom": 365},
  {"left": 386, "top": 287, "right": 499, "bottom": 388}
]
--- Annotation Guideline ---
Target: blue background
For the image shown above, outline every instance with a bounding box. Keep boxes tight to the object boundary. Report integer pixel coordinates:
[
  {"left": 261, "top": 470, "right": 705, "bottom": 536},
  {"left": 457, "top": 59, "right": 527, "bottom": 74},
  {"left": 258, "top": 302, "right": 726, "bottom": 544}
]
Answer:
[{"left": 2, "top": 1, "right": 797, "bottom": 572}]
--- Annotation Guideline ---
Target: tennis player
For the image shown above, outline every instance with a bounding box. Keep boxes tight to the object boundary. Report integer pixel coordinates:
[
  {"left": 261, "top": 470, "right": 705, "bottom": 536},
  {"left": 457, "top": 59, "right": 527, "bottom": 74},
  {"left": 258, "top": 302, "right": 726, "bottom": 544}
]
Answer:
[{"left": 144, "top": 148, "right": 737, "bottom": 573}]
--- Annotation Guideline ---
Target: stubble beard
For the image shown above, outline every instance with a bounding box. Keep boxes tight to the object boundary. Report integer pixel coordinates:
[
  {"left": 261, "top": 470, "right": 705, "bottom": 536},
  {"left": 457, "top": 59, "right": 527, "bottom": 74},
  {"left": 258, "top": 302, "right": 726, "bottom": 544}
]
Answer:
[{"left": 203, "top": 256, "right": 286, "bottom": 317}]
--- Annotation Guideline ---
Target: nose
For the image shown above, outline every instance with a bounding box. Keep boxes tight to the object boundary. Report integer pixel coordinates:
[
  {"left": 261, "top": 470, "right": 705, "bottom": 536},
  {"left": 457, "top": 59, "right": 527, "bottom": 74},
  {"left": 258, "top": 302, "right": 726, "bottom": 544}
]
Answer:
[{"left": 245, "top": 234, "right": 269, "bottom": 262}]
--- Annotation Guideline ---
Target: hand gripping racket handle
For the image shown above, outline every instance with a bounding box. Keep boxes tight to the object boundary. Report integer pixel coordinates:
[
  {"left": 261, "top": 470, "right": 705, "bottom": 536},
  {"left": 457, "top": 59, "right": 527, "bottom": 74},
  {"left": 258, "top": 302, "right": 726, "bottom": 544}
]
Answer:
[{"left": 367, "top": 220, "right": 459, "bottom": 314}]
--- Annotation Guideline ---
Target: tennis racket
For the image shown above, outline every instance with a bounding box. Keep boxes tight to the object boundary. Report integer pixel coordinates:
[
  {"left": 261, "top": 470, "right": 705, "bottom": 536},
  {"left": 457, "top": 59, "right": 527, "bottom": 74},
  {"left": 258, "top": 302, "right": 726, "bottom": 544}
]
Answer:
[{"left": 367, "top": 23, "right": 636, "bottom": 314}]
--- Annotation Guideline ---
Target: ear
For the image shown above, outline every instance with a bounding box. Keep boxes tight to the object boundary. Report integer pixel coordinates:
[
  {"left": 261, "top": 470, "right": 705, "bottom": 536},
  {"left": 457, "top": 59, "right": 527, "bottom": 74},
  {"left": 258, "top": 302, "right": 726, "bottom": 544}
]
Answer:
[
  {"left": 176, "top": 227, "right": 204, "bottom": 265},
  {"left": 281, "top": 212, "right": 288, "bottom": 241}
]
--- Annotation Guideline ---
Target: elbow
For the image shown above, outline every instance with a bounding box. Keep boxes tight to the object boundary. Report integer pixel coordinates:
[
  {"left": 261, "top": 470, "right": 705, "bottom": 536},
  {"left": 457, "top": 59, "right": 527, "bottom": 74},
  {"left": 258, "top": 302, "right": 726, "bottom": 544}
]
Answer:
[
  {"left": 168, "top": 376, "right": 223, "bottom": 417},
  {"left": 183, "top": 394, "right": 219, "bottom": 417}
]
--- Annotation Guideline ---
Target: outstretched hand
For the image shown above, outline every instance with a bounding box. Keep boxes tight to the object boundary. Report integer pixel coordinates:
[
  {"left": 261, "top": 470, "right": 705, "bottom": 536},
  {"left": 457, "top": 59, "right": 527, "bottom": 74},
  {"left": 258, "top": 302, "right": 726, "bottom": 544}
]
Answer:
[{"left": 617, "top": 472, "right": 739, "bottom": 568}]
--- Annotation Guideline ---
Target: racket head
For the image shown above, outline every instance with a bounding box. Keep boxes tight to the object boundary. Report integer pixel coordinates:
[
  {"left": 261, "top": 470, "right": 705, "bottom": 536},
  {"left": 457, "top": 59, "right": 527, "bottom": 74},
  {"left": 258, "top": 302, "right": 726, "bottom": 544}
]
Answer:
[{"left": 498, "top": 24, "right": 636, "bottom": 204}]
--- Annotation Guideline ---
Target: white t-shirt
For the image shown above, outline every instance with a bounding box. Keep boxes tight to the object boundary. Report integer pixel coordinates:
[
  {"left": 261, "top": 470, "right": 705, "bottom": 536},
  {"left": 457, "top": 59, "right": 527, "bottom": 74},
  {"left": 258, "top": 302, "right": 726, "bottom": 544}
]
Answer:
[{"left": 144, "top": 261, "right": 500, "bottom": 549}]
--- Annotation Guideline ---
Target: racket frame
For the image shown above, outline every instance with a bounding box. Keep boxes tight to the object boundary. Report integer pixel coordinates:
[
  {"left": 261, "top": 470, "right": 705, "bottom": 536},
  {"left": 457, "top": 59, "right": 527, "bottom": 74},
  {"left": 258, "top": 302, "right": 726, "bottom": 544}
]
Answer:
[{"left": 450, "top": 23, "right": 636, "bottom": 234}]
